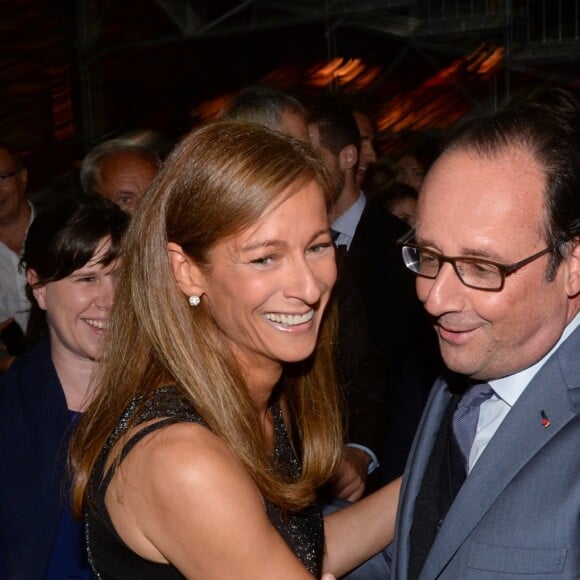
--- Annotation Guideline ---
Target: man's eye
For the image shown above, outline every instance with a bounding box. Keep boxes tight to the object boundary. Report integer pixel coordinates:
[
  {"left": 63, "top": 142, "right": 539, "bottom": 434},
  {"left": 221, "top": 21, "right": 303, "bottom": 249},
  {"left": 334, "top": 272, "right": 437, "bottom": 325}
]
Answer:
[
  {"left": 463, "top": 261, "right": 498, "bottom": 278},
  {"left": 419, "top": 253, "right": 438, "bottom": 265}
]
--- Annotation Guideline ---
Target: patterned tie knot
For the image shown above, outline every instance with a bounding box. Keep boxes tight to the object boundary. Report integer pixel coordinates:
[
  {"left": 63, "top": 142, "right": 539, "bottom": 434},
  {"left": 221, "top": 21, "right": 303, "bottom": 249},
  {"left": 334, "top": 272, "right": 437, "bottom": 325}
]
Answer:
[{"left": 452, "top": 382, "right": 495, "bottom": 470}]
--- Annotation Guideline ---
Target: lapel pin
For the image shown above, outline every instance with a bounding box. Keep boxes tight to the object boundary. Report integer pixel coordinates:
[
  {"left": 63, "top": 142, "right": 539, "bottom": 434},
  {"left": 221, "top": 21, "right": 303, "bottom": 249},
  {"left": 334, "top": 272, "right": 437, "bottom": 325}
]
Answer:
[{"left": 540, "top": 410, "right": 551, "bottom": 428}]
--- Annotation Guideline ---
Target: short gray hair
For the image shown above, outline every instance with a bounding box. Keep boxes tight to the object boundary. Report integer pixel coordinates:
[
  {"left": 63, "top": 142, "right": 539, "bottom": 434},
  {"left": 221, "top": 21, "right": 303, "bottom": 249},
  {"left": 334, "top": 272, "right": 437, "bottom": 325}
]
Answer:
[{"left": 80, "top": 139, "right": 161, "bottom": 194}]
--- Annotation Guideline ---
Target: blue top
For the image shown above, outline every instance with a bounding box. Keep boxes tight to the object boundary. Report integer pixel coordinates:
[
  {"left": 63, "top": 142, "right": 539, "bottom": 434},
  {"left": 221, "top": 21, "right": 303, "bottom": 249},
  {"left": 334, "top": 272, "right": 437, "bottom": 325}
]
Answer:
[
  {"left": 0, "top": 335, "right": 90, "bottom": 578},
  {"left": 46, "top": 411, "right": 92, "bottom": 579}
]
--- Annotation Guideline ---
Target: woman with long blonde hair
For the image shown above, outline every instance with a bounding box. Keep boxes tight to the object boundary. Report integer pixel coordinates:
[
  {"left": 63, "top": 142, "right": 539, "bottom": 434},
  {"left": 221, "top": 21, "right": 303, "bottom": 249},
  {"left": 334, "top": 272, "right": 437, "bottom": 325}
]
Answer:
[{"left": 71, "top": 122, "right": 399, "bottom": 579}]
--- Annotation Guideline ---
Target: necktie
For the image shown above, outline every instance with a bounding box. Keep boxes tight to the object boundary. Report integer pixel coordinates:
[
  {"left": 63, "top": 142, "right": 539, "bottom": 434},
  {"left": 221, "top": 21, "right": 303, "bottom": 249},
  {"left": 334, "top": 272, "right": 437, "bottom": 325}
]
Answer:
[
  {"left": 331, "top": 229, "right": 340, "bottom": 243},
  {"left": 451, "top": 382, "right": 494, "bottom": 474}
]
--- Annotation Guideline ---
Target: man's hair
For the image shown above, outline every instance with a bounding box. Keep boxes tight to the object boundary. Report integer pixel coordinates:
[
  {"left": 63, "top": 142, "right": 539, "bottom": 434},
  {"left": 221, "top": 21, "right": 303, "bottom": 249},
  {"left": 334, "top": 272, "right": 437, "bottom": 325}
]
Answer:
[
  {"left": 307, "top": 94, "right": 360, "bottom": 156},
  {"left": 373, "top": 181, "right": 418, "bottom": 211},
  {"left": 444, "top": 87, "right": 580, "bottom": 279},
  {"left": 223, "top": 86, "right": 305, "bottom": 131},
  {"left": 0, "top": 140, "right": 24, "bottom": 171},
  {"left": 80, "top": 139, "right": 161, "bottom": 194}
]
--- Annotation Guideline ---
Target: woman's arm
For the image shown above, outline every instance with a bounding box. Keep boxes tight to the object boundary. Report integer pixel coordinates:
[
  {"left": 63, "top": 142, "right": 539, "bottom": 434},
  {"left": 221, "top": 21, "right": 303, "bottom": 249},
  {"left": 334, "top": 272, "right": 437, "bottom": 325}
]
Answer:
[
  {"left": 322, "top": 476, "right": 402, "bottom": 577},
  {"left": 106, "top": 422, "right": 315, "bottom": 579}
]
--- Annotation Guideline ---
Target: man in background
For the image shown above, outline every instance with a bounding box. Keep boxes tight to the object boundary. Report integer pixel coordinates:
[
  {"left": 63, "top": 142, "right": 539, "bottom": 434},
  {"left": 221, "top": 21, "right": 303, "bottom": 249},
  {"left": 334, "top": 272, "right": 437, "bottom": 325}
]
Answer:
[
  {"left": 80, "top": 139, "right": 161, "bottom": 216},
  {"left": 308, "top": 96, "right": 441, "bottom": 485},
  {"left": 224, "top": 86, "right": 388, "bottom": 502},
  {"left": 222, "top": 85, "right": 309, "bottom": 142},
  {"left": 352, "top": 109, "right": 377, "bottom": 191},
  {"left": 0, "top": 142, "right": 32, "bottom": 368}
]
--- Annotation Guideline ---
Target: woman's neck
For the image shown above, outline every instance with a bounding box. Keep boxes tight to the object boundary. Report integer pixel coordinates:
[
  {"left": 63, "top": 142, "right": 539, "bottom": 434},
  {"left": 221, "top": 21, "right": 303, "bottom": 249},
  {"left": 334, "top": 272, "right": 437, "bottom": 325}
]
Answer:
[
  {"left": 50, "top": 339, "right": 97, "bottom": 412},
  {"left": 245, "top": 364, "right": 282, "bottom": 413}
]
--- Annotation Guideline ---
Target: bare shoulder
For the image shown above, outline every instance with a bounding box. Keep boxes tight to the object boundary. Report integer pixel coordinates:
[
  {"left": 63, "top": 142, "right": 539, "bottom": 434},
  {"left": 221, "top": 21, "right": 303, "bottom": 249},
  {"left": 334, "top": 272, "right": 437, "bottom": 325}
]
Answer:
[
  {"left": 107, "top": 421, "right": 249, "bottom": 536},
  {"left": 106, "top": 421, "right": 311, "bottom": 579}
]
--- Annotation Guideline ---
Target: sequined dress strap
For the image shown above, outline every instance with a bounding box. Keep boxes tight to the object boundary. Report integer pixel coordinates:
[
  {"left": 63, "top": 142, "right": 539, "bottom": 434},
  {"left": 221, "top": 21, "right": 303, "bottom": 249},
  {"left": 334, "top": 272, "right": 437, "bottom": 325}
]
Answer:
[{"left": 86, "top": 387, "right": 323, "bottom": 579}]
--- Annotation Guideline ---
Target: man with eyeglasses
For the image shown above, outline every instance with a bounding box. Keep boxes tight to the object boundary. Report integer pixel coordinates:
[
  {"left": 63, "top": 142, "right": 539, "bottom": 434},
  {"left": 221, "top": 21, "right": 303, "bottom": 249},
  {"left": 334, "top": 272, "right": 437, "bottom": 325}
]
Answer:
[
  {"left": 387, "top": 91, "right": 580, "bottom": 579},
  {"left": 0, "top": 142, "right": 31, "bottom": 370}
]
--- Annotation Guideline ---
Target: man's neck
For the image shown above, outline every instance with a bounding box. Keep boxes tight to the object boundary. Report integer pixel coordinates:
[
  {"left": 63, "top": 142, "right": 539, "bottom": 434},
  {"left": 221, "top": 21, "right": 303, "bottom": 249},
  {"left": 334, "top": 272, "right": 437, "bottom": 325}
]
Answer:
[{"left": 332, "top": 180, "right": 360, "bottom": 221}]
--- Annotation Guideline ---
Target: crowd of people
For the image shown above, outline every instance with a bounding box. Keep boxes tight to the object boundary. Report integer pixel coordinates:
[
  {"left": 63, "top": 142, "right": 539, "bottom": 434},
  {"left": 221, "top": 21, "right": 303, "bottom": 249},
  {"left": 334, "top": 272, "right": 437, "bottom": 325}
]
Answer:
[{"left": 0, "top": 84, "right": 578, "bottom": 579}]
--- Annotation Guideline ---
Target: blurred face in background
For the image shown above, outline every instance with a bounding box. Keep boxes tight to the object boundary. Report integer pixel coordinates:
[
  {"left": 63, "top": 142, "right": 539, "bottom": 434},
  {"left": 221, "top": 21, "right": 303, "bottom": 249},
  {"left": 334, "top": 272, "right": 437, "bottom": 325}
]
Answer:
[
  {"left": 388, "top": 196, "right": 417, "bottom": 227},
  {"left": 353, "top": 112, "right": 377, "bottom": 189},
  {"left": 97, "top": 151, "right": 159, "bottom": 216},
  {"left": 395, "top": 154, "right": 425, "bottom": 191},
  {"left": 29, "top": 237, "right": 120, "bottom": 364},
  {"left": 0, "top": 147, "right": 28, "bottom": 225}
]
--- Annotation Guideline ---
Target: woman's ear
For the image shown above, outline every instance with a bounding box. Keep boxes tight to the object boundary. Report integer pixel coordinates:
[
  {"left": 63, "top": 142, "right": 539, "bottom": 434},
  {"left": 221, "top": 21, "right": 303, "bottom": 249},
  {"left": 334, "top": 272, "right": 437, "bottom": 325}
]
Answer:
[
  {"left": 167, "top": 242, "right": 206, "bottom": 299},
  {"left": 27, "top": 269, "right": 47, "bottom": 311}
]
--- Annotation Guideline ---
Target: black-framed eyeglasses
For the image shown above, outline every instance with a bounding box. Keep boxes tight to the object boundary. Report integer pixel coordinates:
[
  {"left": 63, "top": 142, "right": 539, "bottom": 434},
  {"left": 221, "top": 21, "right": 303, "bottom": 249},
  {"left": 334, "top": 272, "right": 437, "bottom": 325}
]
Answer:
[{"left": 398, "top": 235, "right": 553, "bottom": 291}]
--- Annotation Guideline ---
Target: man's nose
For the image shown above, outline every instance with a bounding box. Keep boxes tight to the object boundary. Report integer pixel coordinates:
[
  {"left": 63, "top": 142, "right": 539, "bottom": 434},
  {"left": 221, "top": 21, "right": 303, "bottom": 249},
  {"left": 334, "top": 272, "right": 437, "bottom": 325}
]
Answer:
[{"left": 417, "top": 262, "right": 466, "bottom": 316}]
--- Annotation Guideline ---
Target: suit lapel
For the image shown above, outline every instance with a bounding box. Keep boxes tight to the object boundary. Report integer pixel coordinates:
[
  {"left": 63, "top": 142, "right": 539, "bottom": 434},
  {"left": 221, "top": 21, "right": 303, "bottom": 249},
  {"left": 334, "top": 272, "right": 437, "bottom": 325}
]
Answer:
[{"left": 421, "top": 326, "right": 580, "bottom": 578}]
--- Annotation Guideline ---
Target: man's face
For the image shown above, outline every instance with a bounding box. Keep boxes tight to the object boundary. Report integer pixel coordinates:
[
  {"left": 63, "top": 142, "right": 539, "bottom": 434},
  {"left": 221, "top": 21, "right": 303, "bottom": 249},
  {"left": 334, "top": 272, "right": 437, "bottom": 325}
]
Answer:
[
  {"left": 353, "top": 112, "right": 377, "bottom": 189},
  {"left": 279, "top": 109, "right": 310, "bottom": 142},
  {"left": 97, "top": 151, "right": 158, "bottom": 216},
  {"left": 0, "top": 148, "right": 27, "bottom": 225},
  {"left": 415, "top": 145, "right": 577, "bottom": 381},
  {"left": 308, "top": 123, "right": 344, "bottom": 203}
]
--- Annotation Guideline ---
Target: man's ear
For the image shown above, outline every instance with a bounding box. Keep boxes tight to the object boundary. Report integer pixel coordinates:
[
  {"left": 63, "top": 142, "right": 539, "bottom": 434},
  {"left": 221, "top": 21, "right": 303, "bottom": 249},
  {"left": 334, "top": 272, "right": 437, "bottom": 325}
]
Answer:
[
  {"left": 17, "top": 168, "right": 28, "bottom": 192},
  {"left": 564, "top": 237, "right": 580, "bottom": 298},
  {"left": 167, "top": 242, "right": 206, "bottom": 299},
  {"left": 338, "top": 144, "right": 358, "bottom": 172},
  {"left": 27, "top": 269, "right": 47, "bottom": 311}
]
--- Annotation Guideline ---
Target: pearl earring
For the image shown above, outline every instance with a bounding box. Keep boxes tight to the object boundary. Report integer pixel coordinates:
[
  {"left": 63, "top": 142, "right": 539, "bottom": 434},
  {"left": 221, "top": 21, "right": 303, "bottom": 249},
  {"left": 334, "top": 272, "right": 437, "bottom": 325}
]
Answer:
[{"left": 188, "top": 295, "right": 200, "bottom": 307}]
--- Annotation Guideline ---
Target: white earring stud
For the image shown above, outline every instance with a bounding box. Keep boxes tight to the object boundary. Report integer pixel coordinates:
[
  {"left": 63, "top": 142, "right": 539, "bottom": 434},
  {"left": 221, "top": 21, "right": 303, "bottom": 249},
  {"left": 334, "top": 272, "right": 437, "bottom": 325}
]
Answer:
[{"left": 188, "top": 295, "right": 201, "bottom": 307}]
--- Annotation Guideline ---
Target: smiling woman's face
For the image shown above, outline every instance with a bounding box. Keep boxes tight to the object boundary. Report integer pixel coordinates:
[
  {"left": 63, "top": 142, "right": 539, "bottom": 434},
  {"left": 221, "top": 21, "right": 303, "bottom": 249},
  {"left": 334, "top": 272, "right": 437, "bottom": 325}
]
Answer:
[
  {"left": 30, "top": 237, "right": 120, "bottom": 364},
  {"left": 197, "top": 180, "right": 336, "bottom": 375}
]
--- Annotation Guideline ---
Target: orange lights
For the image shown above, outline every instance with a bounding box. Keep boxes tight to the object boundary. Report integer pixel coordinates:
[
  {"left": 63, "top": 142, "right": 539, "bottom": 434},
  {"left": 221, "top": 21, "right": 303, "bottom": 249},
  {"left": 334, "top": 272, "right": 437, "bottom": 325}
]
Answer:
[
  {"left": 377, "top": 43, "right": 504, "bottom": 135},
  {"left": 306, "top": 58, "right": 381, "bottom": 89}
]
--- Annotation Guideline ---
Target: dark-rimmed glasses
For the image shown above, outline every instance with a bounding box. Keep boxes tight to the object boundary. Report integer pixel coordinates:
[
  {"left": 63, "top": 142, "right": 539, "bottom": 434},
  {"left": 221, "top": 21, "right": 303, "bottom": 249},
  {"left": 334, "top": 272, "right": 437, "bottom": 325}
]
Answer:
[{"left": 399, "top": 235, "right": 552, "bottom": 291}]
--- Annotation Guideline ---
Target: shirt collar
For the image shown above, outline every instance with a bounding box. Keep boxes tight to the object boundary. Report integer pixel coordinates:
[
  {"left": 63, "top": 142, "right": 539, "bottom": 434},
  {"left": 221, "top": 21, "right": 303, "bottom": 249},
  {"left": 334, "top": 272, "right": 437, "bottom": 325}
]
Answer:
[
  {"left": 490, "top": 312, "right": 580, "bottom": 407},
  {"left": 331, "top": 192, "right": 366, "bottom": 239}
]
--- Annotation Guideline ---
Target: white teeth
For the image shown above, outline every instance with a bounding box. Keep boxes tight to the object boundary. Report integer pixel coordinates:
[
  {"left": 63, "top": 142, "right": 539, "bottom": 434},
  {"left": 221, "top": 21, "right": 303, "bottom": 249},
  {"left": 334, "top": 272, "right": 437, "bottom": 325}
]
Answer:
[
  {"left": 85, "top": 319, "right": 107, "bottom": 330},
  {"left": 265, "top": 311, "right": 314, "bottom": 326}
]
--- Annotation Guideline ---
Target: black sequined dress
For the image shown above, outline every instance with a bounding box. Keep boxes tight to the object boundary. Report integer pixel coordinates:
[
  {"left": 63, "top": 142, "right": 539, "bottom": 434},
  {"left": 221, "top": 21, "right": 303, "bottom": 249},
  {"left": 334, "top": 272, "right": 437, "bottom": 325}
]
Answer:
[{"left": 85, "top": 387, "right": 324, "bottom": 579}]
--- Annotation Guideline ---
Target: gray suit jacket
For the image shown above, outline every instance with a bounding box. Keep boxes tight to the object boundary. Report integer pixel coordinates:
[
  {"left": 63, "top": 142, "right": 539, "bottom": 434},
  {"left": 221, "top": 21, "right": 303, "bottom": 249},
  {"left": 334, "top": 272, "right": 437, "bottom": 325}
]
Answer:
[{"left": 390, "top": 324, "right": 580, "bottom": 579}]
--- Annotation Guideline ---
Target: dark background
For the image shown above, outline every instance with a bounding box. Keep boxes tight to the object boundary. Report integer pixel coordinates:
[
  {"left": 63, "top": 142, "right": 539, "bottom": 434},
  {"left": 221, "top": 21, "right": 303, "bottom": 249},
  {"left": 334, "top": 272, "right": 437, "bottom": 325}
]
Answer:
[{"left": 2, "top": 0, "right": 579, "bottom": 193}]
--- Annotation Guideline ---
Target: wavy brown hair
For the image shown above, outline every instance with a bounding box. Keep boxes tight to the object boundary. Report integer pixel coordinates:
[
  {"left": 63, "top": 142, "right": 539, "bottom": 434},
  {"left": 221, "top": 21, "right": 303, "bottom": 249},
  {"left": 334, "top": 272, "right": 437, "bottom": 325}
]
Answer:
[{"left": 70, "top": 122, "right": 342, "bottom": 515}]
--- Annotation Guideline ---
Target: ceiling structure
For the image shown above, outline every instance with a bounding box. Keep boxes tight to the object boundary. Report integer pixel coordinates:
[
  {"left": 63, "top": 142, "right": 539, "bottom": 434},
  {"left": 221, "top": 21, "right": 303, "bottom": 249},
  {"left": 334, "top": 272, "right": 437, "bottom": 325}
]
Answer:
[{"left": 2, "top": 0, "right": 580, "bottom": 190}]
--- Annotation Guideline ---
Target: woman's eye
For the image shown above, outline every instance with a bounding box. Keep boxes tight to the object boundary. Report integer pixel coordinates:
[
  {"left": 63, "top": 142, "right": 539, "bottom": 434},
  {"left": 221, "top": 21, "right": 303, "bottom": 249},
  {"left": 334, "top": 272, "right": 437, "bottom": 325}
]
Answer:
[
  {"left": 308, "top": 242, "right": 333, "bottom": 254},
  {"left": 250, "top": 255, "right": 275, "bottom": 266}
]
